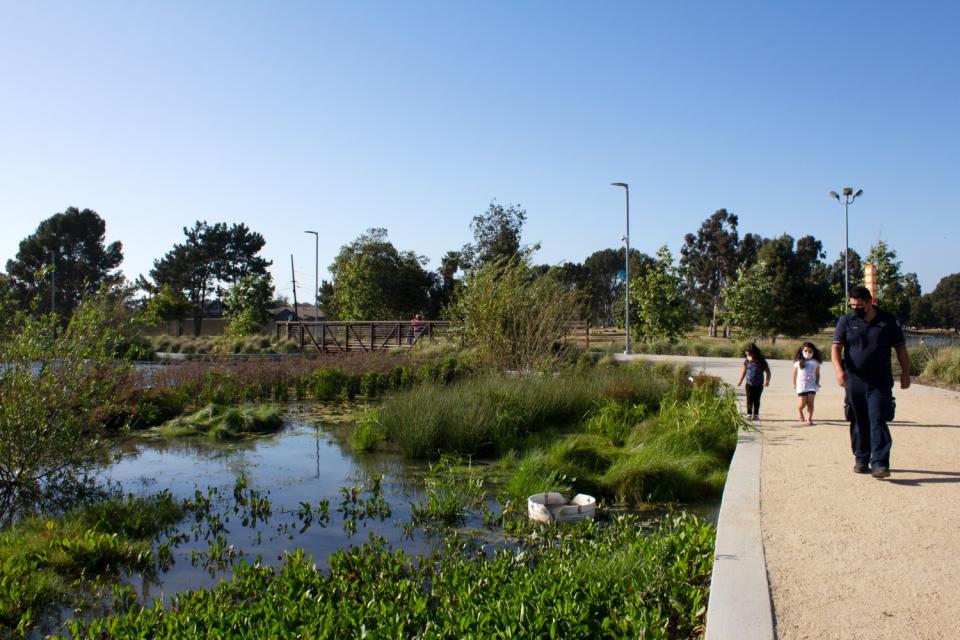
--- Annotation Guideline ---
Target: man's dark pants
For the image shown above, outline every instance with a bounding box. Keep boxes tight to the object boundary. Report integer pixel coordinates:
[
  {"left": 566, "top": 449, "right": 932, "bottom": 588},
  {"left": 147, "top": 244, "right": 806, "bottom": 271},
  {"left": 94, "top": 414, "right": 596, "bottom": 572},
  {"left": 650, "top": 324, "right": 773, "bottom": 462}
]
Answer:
[{"left": 846, "top": 376, "right": 893, "bottom": 468}]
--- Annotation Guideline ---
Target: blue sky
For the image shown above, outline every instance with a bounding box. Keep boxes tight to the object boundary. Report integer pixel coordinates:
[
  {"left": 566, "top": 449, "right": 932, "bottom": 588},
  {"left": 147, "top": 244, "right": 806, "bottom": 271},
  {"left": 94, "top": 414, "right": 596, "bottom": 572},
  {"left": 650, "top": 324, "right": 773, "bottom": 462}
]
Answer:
[{"left": 1, "top": 1, "right": 957, "bottom": 300}]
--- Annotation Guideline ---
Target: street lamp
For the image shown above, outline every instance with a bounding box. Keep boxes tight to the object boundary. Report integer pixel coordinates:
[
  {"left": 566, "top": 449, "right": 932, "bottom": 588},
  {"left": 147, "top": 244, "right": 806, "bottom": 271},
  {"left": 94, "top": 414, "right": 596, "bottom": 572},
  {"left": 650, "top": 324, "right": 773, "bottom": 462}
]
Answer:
[
  {"left": 829, "top": 187, "right": 863, "bottom": 302},
  {"left": 304, "top": 231, "right": 319, "bottom": 319},
  {"left": 610, "top": 182, "right": 630, "bottom": 354}
]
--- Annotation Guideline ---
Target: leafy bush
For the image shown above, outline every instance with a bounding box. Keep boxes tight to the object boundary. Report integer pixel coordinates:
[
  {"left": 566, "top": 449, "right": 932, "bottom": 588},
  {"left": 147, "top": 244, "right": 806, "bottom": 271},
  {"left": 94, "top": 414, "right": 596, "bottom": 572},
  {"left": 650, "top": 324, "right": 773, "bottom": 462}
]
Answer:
[{"left": 924, "top": 347, "right": 960, "bottom": 384}]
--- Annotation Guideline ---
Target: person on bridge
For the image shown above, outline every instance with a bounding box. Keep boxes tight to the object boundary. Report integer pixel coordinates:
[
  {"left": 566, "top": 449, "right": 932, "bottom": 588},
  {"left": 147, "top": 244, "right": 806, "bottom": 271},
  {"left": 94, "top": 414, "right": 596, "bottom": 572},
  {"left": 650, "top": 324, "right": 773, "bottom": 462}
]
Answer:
[
  {"left": 831, "top": 285, "right": 911, "bottom": 479},
  {"left": 737, "top": 343, "right": 771, "bottom": 421}
]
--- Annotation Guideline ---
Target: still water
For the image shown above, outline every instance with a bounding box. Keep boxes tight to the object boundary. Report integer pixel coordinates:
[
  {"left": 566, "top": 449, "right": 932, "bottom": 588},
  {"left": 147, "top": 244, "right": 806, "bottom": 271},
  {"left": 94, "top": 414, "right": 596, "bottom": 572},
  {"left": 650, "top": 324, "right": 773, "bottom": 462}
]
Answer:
[{"left": 100, "top": 404, "right": 470, "bottom": 603}]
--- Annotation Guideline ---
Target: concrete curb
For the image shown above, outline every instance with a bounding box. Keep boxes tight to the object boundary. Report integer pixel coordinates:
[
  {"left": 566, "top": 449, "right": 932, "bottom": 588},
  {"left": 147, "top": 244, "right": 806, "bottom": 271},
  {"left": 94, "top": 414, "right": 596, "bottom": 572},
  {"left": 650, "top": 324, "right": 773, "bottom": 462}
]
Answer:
[{"left": 705, "top": 426, "right": 775, "bottom": 640}]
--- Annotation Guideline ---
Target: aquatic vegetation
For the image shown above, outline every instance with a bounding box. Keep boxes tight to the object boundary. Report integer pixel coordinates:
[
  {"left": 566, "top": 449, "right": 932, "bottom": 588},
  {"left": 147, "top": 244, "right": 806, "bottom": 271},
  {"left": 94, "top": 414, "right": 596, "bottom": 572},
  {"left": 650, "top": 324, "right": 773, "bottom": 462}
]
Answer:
[
  {"left": 157, "top": 404, "right": 283, "bottom": 440},
  {"left": 0, "top": 492, "right": 183, "bottom": 632},
  {"left": 65, "top": 512, "right": 715, "bottom": 639}
]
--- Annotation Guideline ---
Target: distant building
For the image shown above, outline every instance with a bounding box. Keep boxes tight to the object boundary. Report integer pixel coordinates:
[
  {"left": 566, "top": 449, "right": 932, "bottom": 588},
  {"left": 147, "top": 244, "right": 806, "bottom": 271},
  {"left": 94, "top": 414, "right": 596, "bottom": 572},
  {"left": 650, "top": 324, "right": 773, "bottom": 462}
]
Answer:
[{"left": 271, "top": 304, "right": 324, "bottom": 321}]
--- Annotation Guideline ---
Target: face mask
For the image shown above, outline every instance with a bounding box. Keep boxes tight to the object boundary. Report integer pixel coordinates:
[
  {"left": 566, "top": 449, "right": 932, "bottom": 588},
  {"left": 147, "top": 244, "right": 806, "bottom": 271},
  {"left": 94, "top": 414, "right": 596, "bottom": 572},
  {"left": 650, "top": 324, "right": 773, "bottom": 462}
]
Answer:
[
  {"left": 802, "top": 351, "right": 813, "bottom": 359},
  {"left": 853, "top": 307, "right": 867, "bottom": 319},
  {"left": 746, "top": 355, "right": 753, "bottom": 361}
]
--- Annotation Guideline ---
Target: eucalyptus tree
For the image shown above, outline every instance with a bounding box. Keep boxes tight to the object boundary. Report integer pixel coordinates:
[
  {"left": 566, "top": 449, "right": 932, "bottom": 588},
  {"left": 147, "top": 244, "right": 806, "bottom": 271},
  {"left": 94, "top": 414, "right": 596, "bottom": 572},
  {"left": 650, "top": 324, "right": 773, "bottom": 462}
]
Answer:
[
  {"left": 680, "top": 209, "right": 748, "bottom": 336},
  {"left": 926, "top": 273, "right": 960, "bottom": 329},
  {"left": 5, "top": 207, "right": 123, "bottom": 318},
  {"left": 460, "top": 201, "right": 527, "bottom": 270}
]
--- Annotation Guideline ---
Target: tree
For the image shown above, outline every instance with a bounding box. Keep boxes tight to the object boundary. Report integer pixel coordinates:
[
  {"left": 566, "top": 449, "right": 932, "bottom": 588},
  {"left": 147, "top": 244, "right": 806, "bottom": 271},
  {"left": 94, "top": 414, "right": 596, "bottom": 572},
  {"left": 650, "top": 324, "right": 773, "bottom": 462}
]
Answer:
[
  {"left": 137, "top": 284, "right": 192, "bottom": 331},
  {"left": 826, "top": 249, "right": 865, "bottom": 316},
  {"left": 323, "top": 228, "right": 433, "bottom": 320},
  {"left": 680, "top": 209, "right": 744, "bottom": 335},
  {"left": 630, "top": 246, "right": 693, "bottom": 344},
  {"left": 461, "top": 201, "right": 527, "bottom": 269},
  {"left": 147, "top": 221, "right": 270, "bottom": 335},
  {"left": 865, "top": 241, "right": 912, "bottom": 324},
  {"left": 926, "top": 273, "right": 960, "bottom": 329},
  {"left": 584, "top": 248, "right": 654, "bottom": 328},
  {"left": 224, "top": 273, "right": 274, "bottom": 336},
  {"left": 0, "top": 294, "right": 127, "bottom": 524},
  {"left": 752, "top": 234, "right": 834, "bottom": 340},
  {"left": 5, "top": 207, "right": 123, "bottom": 318},
  {"left": 450, "top": 255, "right": 582, "bottom": 371},
  {"left": 723, "top": 261, "right": 779, "bottom": 340}
]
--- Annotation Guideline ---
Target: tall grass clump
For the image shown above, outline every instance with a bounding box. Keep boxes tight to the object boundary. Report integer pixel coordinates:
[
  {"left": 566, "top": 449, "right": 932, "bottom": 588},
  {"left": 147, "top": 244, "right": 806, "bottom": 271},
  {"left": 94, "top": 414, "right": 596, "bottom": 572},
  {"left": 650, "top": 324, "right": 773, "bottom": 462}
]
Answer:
[
  {"left": 602, "top": 384, "right": 742, "bottom": 503},
  {"left": 158, "top": 404, "right": 283, "bottom": 440},
  {"left": 374, "top": 364, "right": 680, "bottom": 459},
  {"left": 924, "top": 346, "right": 960, "bottom": 384}
]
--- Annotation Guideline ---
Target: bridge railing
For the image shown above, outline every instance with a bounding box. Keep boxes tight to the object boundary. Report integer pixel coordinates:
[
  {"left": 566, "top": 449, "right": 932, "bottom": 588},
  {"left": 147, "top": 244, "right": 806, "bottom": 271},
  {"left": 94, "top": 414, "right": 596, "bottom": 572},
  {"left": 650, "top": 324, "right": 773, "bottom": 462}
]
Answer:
[{"left": 276, "top": 320, "right": 589, "bottom": 352}]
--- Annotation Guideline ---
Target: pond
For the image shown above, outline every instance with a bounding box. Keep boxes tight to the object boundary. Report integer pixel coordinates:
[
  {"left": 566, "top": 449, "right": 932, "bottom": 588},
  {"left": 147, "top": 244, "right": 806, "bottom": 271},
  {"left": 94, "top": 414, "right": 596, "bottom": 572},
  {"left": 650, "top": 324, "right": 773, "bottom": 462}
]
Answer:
[{"left": 99, "top": 403, "right": 492, "bottom": 604}]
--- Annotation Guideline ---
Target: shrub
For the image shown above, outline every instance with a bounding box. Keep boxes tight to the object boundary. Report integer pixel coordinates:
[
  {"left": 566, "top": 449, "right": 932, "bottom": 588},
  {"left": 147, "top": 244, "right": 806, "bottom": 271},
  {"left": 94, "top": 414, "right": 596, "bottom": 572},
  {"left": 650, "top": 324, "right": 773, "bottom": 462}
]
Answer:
[{"left": 924, "top": 347, "right": 960, "bottom": 385}]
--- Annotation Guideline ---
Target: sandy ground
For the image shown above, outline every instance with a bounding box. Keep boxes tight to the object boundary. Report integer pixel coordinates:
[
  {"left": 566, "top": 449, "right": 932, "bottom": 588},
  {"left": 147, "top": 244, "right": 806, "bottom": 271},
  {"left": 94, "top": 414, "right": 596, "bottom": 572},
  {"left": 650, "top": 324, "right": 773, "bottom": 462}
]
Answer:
[{"left": 629, "top": 354, "right": 960, "bottom": 639}]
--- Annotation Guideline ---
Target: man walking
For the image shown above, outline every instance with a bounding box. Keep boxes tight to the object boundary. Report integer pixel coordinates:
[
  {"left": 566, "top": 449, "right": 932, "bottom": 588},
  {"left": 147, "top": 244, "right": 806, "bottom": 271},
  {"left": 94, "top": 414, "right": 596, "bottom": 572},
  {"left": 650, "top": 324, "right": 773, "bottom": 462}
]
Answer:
[{"left": 831, "top": 285, "right": 911, "bottom": 479}]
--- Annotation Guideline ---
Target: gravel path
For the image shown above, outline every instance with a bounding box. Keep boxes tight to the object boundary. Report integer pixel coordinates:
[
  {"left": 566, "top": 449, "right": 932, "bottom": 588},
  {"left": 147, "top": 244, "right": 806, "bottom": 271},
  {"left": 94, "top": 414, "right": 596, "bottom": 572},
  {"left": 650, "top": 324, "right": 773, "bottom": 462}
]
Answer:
[{"left": 626, "top": 354, "right": 960, "bottom": 639}]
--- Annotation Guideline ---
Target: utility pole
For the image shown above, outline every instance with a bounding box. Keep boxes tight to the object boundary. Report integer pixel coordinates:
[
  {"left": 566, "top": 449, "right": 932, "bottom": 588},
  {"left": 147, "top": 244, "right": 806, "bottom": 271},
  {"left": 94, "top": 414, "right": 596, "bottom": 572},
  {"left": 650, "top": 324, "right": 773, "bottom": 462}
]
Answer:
[
  {"left": 290, "top": 254, "right": 299, "bottom": 320},
  {"left": 50, "top": 250, "right": 56, "bottom": 314},
  {"left": 305, "top": 230, "right": 319, "bottom": 319}
]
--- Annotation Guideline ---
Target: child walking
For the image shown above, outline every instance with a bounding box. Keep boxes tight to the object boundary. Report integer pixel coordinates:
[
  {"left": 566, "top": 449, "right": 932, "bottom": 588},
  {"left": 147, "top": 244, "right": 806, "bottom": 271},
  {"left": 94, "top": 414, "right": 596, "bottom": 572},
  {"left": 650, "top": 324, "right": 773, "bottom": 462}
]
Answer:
[
  {"left": 792, "top": 342, "right": 822, "bottom": 425},
  {"left": 737, "top": 343, "right": 771, "bottom": 420}
]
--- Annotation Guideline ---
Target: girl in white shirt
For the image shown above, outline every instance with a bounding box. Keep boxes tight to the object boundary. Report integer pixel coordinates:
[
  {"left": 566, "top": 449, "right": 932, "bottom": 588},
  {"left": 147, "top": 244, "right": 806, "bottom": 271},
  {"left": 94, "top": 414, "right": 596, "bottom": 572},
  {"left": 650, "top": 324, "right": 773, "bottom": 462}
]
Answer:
[{"left": 792, "top": 342, "right": 822, "bottom": 425}]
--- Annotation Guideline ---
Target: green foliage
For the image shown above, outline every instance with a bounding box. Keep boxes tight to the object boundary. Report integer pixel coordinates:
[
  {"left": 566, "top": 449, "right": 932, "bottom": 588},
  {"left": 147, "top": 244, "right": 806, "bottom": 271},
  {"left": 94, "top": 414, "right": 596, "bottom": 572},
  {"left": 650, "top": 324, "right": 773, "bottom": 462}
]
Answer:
[
  {"left": 4, "top": 207, "right": 123, "bottom": 318},
  {"left": 462, "top": 200, "right": 527, "bottom": 269},
  {"left": 925, "top": 273, "right": 960, "bottom": 329},
  {"left": 679, "top": 208, "right": 754, "bottom": 329},
  {"left": 748, "top": 234, "right": 835, "bottom": 339},
  {"left": 723, "top": 260, "right": 779, "bottom": 340},
  {"left": 451, "top": 255, "right": 582, "bottom": 371},
  {"left": 66, "top": 513, "right": 715, "bottom": 639},
  {"left": 223, "top": 273, "right": 274, "bottom": 337},
  {"left": 411, "top": 455, "right": 485, "bottom": 524},
  {"left": 375, "top": 364, "right": 678, "bottom": 460},
  {"left": 586, "top": 400, "right": 648, "bottom": 447},
  {"left": 324, "top": 228, "right": 432, "bottom": 320},
  {"left": 158, "top": 404, "right": 283, "bottom": 440},
  {"left": 147, "top": 221, "right": 270, "bottom": 336},
  {"left": 630, "top": 245, "right": 694, "bottom": 344},
  {"left": 0, "top": 492, "right": 183, "bottom": 633},
  {"left": 0, "top": 297, "right": 129, "bottom": 524},
  {"left": 923, "top": 347, "right": 960, "bottom": 385},
  {"left": 349, "top": 408, "right": 385, "bottom": 452},
  {"left": 136, "top": 283, "right": 191, "bottom": 327}
]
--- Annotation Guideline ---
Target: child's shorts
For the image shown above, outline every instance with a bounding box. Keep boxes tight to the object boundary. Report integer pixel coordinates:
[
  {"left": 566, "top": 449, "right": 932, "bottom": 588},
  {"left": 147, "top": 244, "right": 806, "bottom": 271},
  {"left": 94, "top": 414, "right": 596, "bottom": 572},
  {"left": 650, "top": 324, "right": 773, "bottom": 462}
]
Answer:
[{"left": 797, "top": 391, "right": 816, "bottom": 397}]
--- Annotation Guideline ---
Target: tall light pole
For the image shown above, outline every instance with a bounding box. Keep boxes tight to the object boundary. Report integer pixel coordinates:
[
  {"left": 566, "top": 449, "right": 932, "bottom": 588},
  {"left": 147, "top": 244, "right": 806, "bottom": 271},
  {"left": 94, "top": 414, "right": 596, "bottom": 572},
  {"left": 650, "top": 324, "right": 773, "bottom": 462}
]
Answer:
[
  {"left": 829, "top": 187, "right": 863, "bottom": 302},
  {"left": 611, "top": 182, "right": 630, "bottom": 354},
  {"left": 304, "top": 231, "right": 319, "bottom": 319}
]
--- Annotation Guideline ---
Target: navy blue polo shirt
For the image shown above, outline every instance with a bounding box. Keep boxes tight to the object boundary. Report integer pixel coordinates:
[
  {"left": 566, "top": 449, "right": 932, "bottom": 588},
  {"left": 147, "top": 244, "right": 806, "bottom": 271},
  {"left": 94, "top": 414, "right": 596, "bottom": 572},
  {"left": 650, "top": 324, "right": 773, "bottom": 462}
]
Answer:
[{"left": 832, "top": 307, "right": 905, "bottom": 388}]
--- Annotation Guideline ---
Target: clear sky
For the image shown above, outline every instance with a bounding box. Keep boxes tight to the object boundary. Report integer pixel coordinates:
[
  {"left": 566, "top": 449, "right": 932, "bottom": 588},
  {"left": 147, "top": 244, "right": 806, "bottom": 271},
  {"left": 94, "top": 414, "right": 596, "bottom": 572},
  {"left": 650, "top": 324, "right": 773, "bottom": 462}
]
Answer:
[{"left": 1, "top": 1, "right": 957, "bottom": 301}]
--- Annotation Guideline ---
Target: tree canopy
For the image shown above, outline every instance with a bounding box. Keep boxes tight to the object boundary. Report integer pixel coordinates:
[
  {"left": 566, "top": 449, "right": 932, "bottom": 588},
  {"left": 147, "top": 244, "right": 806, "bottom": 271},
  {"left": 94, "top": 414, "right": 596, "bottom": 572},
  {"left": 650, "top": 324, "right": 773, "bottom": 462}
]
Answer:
[
  {"left": 630, "top": 246, "right": 693, "bottom": 344},
  {"left": 462, "top": 201, "right": 527, "bottom": 269},
  {"left": 680, "top": 209, "right": 753, "bottom": 333},
  {"left": 751, "top": 234, "right": 834, "bottom": 339},
  {"left": 5, "top": 207, "right": 123, "bottom": 318},
  {"left": 322, "top": 228, "right": 433, "bottom": 320},
  {"left": 147, "top": 221, "right": 270, "bottom": 335}
]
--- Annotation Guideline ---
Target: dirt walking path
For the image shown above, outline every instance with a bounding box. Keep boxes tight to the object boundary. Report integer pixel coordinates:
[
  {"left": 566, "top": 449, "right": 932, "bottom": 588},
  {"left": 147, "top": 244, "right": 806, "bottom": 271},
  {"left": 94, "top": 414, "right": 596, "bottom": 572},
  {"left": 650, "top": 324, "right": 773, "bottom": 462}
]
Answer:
[{"left": 632, "top": 354, "right": 960, "bottom": 639}]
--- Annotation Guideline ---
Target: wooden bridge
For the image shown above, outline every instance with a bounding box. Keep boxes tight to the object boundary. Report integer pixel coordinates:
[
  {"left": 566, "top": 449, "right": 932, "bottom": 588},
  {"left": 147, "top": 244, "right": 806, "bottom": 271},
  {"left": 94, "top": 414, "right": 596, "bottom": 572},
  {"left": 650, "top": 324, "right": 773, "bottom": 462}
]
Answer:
[{"left": 276, "top": 320, "right": 590, "bottom": 352}]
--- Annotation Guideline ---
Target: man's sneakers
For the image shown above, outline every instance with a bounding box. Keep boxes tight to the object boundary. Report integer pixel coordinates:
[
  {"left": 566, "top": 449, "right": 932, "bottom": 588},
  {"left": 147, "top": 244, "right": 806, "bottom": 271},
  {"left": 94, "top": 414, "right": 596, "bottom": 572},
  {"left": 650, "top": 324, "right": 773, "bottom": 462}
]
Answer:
[
  {"left": 853, "top": 462, "right": 870, "bottom": 474},
  {"left": 871, "top": 465, "right": 891, "bottom": 479}
]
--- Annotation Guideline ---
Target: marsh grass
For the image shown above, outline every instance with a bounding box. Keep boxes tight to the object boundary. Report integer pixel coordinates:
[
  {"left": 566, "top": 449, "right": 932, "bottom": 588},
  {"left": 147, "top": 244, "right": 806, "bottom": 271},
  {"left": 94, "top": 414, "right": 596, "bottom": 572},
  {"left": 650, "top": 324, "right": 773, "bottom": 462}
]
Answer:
[
  {"left": 924, "top": 346, "right": 960, "bottom": 385},
  {"left": 411, "top": 455, "right": 486, "bottom": 524},
  {"left": 374, "top": 363, "right": 680, "bottom": 459},
  {"left": 157, "top": 404, "right": 283, "bottom": 440}
]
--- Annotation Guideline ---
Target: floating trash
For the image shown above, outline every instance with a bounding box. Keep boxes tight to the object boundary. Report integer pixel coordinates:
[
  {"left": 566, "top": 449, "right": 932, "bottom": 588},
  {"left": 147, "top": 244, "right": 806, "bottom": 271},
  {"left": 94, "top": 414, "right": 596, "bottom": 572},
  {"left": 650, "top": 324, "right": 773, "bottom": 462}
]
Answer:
[{"left": 527, "top": 492, "right": 597, "bottom": 523}]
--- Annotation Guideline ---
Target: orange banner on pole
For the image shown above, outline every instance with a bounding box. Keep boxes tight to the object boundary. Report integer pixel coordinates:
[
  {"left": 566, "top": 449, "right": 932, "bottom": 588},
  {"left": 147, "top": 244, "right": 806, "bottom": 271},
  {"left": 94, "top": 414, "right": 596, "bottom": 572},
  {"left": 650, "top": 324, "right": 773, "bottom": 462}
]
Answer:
[{"left": 864, "top": 263, "right": 877, "bottom": 302}]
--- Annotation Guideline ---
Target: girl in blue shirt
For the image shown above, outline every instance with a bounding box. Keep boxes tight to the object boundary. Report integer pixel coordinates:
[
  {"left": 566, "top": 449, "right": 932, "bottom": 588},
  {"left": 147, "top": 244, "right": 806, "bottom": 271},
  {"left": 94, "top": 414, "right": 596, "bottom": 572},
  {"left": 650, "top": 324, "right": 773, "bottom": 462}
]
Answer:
[{"left": 737, "top": 343, "right": 771, "bottom": 420}]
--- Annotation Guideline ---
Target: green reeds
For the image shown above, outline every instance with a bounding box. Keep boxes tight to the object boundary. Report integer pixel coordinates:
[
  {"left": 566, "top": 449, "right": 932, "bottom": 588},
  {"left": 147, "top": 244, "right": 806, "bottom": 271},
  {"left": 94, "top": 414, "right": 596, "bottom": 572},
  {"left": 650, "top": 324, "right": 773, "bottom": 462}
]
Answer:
[{"left": 924, "top": 346, "right": 960, "bottom": 384}]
